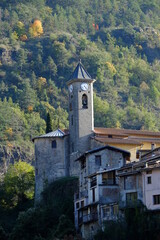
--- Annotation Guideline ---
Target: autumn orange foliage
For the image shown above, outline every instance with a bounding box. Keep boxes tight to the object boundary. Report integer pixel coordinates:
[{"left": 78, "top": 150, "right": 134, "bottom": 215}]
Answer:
[
  {"left": 92, "top": 23, "right": 99, "bottom": 30},
  {"left": 20, "top": 34, "right": 28, "bottom": 41},
  {"left": 29, "top": 19, "right": 43, "bottom": 38},
  {"left": 27, "top": 105, "right": 33, "bottom": 112},
  {"left": 38, "top": 77, "right": 47, "bottom": 85}
]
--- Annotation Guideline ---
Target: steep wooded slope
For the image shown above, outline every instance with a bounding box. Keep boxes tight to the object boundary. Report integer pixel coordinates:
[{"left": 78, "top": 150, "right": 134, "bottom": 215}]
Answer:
[{"left": 0, "top": 0, "right": 160, "bottom": 167}]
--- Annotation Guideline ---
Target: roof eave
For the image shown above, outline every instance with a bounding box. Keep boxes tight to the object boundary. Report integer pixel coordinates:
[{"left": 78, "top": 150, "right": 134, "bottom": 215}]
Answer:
[{"left": 66, "top": 78, "right": 96, "bottom": 86}]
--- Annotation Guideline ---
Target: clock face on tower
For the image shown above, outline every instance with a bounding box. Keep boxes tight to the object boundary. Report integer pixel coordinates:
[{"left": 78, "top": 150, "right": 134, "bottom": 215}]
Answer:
[
  {"left": 69, "top": 84, "right": 73, "bottom": 93},
  {"left": 81, "top": 83, "right": 88, "bottom": 91}
]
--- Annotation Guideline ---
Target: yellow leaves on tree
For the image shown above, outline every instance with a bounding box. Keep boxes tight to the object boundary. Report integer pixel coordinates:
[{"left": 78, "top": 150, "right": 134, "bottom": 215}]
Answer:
[
  {"left": 29, "top": 20, "right": 43, "bottom": 38},
  {"left": 5, "top": 128, "right": 13, "bottom": 140},
  {"left": 7, "top": 142, "right": 14, "bottom": 149},
  {"left": 5, "top": 128, "right": 13, "bottom": 136},
  {"left": 11, "top": 31, "right": 19, "bottom": 41},
  {"left": 105, "top": 62, "right": 117, "bottom": 74},
  {"left": 16, "top": 21, "right": 28, "bottom": 41},
  {"left": 38, "top": 77, "right": 47, "bottom": 91},
  {"left": 38, "top": 77, "right": 47, "bottom": 85}
]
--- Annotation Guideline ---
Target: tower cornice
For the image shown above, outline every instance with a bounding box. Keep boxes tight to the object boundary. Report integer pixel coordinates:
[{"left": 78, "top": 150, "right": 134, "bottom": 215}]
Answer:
[{"left": 67, "top": 78, "right": 96, "bottom": 86}]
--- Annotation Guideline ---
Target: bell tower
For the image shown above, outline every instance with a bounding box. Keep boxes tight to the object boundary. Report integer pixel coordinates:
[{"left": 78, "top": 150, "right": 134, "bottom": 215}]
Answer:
[{"left": 67, "top": 61, "right": 95, "bottom": 154}]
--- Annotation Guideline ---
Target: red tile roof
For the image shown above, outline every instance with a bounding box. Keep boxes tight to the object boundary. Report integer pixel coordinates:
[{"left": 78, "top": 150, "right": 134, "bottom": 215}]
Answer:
[{"left": 94, "top": 127, "right": 160, "bottom": 137}]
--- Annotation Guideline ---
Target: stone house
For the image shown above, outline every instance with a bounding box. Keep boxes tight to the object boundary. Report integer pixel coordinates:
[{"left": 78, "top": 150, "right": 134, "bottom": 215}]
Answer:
[
  {"left": 74, "top": 145, "right": 130, "bottom": 239},
  {"left": 118, "top": 147, "right": 160, "bottom": 211}
]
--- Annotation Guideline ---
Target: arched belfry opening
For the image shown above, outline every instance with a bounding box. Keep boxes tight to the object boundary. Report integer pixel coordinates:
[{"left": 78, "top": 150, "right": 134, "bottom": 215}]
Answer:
[{"left": 82, "top": 94, "right": 88, "bottom": 109}]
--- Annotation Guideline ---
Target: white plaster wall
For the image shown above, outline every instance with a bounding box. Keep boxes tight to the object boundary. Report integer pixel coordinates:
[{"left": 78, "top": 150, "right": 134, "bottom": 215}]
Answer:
[{"left": 143, "top": 169, "right": 160, "bottom": 210}]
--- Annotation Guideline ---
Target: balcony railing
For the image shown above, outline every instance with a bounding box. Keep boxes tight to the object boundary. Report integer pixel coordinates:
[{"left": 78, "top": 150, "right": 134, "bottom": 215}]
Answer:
[
  {"left": 78, "top": 212, "right": 98, "bottom": 225},
  {"left": 102, "top": 178, "right": 116, "bottom": 185}
]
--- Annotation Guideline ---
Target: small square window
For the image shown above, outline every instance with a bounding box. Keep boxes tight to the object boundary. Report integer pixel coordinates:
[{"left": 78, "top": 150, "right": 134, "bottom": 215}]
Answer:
[
  {"left": 147, "top": 176, "right": 151, "bottom": 184},
  {"left": 108, "top": 135, "right": 112, "bottom": 138},
  {"left": 153, "top": 195, "right": 160, "bottom": 205},
  {"left": 95, "top": 155, "right": 101, "bottom": 166},
  {"left": 52, "top": 140, "right": 57, "bottom": 148},
  {"left": 76, "top": 202, "right": 79, "bottom": 209}
]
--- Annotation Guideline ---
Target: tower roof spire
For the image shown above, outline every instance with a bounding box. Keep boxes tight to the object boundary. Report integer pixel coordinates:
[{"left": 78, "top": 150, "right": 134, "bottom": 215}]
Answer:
[{"left": 69, "top": 61, "right": 92, "bottom": 81}]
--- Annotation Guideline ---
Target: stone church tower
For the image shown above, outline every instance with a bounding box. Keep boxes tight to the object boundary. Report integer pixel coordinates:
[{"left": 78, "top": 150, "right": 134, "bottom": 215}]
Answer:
[
  {"left": 67, "top": 61, "right": 95, "bottom": 154},
  {"left": 34, "top": 61, "right": 95, "bottom": 201}
]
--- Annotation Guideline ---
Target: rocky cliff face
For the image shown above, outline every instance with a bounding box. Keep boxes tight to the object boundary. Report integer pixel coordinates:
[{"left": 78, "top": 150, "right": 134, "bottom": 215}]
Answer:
[{"left": 0, "top": 144, "right": 34, "bottom": 175}]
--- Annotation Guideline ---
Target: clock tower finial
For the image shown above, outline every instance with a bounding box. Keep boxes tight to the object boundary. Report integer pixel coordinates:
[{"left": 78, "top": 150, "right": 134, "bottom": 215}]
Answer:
[{"left": 67, "top": 61, "right": 95, "bottom": 155}]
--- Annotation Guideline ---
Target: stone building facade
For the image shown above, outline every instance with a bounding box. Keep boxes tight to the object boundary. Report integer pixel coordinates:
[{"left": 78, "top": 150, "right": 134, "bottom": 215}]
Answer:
[{"left": 74, "top": 145, "right": 130, "bottom": 239}]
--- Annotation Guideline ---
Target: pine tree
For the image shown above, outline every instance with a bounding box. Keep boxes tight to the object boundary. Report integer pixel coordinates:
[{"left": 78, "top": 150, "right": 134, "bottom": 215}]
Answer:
[{"left": 46, "top": 112, "right": 52, "bottom": 133}]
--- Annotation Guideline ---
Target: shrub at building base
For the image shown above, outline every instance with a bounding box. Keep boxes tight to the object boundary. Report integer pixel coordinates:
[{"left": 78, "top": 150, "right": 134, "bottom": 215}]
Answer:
[
  {"left": 95, "top": 206, "right": 160, "bottom": 240},
  {"left": 10, "top": 177, "right": 78, "bottom": 240}
]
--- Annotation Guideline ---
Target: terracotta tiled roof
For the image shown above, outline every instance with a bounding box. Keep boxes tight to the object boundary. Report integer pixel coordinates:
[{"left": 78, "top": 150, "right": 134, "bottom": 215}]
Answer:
[
  {"left": 94, "top": 137, "right": 141, "bottom": 145},
  {"left": 94, "top": 127, "right": 160, "bottom": 137}
]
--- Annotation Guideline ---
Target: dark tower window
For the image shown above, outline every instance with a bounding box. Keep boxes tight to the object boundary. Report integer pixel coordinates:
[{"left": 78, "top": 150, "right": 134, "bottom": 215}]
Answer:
[
  {"left": 72, "top": 142, "right": 74, "bottom": 152},
  {"left": 69, "top": 103, "right": 72, "bottom": 111},
  {"left": 52, "top": 140, "right": 57, "bottom": 148},
  {"left": 71, "top": 115, "right": 73, "bottom": 125},
  {"left": 82, "top": 94, "right": 88, "bottom": 109}
]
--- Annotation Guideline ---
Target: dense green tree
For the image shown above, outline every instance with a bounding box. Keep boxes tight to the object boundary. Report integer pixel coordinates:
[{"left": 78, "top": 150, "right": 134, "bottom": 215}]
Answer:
[
  {"left": 46, "top": 112, "right": 52, "bottom": 133},
  {"left": 2, "top": 161, "right": 35, "bottom": 208}
]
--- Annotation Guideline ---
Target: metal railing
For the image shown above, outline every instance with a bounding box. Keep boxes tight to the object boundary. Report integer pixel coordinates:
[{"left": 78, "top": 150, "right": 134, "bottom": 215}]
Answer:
[{"left": 78, "top": 212, "right": 98, "bottom": 225}]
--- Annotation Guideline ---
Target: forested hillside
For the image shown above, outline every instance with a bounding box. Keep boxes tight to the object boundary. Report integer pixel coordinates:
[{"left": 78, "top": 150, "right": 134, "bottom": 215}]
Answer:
[{"left": 1, "top": 0, "right": 160, "bottom": 168}]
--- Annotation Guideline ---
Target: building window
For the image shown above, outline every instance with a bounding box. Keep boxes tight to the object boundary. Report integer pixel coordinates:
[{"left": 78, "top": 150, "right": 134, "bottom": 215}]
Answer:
[
  {"left": 113, "top": 205, "right": 119, "bottom": 216},
  {"left": 69, "top": 103, "right": 72, "bottom": 111},
  {"left": 92, "top": 188, "right": 95, "bottom": 202},
  {"left": 95, "top": 155, "right": 101, "bottom": 166},
  {"left": 71, "top": 115, "right": 73, "bottom": 125},
  {"left": 36, "top": 168, "right": 38, "bottom": 176},
  {"left": 76, "top": 202, "right": 79, "bottom": 209},
  {"left": 147, "top": 176, "right": 151, "bottom": 184},
  {"left": 81, "top": 159, "right": 86, "bottom": 169},
  {"left": 102, "top": 171, "right": 116, "bottom": 185},
  {"left": 90, "top": 176, "right": 97, "bottom": 188},
  {"left": 124, "top": 176, "right": 127, "bottom": 190},
  {"left": 72, "top": 142, "right": 74, "bottom": 152},
  {"left": 126, "top": 192, "right": 137, "bottom": 203},
  {"left": 103, "top": 207, "right": 110, "bottom": 218},
  {"left": 153, "top": 195, "right": 160, "bottom": 205},
  {"left": 52, "top": 140, "right": 57, "bottom": 148},
  {"left": 81, "top": 200, "right": 84, "bottom": 208},
  {"left": 108, "top": 134, "right": 112, "bottom": 138},
  {"left": 82, "top": 94, "right": 88, "bottom": 108}
]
